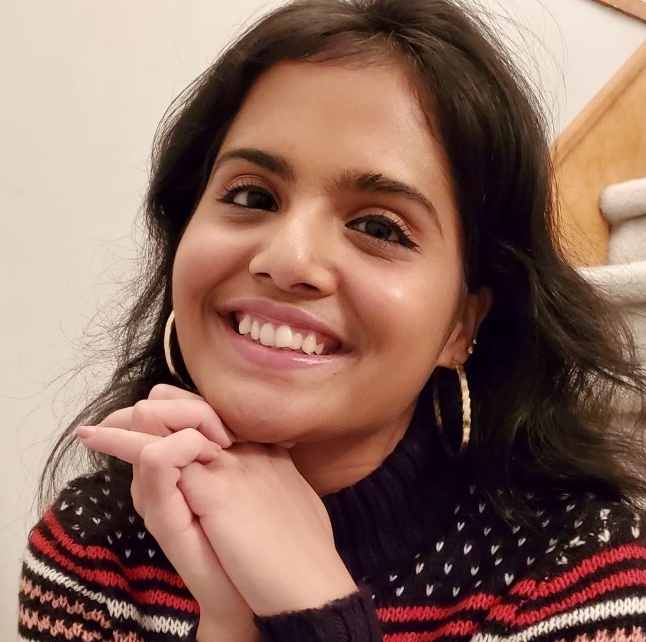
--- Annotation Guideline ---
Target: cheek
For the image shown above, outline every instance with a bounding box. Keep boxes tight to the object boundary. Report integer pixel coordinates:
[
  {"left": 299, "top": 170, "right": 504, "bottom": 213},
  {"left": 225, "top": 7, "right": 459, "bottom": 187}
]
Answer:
[
  {"left": 349, "top": 261, "right": 462, "bottom": 352},
  {"left": 172, "top": 226, "right": 245, "bottom": 309},
  {"left": 171, "top": 245, "right": 204, "bottom": 314}
]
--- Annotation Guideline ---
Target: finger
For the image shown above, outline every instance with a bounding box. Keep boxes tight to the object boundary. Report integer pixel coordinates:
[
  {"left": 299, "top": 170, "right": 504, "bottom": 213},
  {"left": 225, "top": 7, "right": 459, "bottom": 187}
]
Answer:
[
  {"left": 131, "top": 462, "right": 247, "bottom": 613},
  {"left": 94, "top": 384, "right": 205, "bottom": 432},
  {"left": 76, "top": 425, "right": 160, "bottom": 464},
  {"left": 131, "top": 398, "right": 234, "bottom": 447},
  {"left": 97, "top": 407, "right": 133, "bottom": 430},
  {"left": 136, "top": 429, "right": 222, "bottom": 522},
  {"left": 148, "top": 383, "right": 205, "bottom": 402},
  {"left": 131, "top": 435, "right": 219, "bottom": 521},
  {"left": 154, "top": 507, "right": 236, "bottom": 598},
  {"left": 137, "top": 430, "right": 221, "bottom": 505}
]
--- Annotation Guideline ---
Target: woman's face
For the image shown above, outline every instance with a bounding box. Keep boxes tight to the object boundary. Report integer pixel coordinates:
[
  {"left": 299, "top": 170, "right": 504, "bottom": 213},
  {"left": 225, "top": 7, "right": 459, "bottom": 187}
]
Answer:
[{"left": 173, "top": 60, "right": 486, "bottom": 469}]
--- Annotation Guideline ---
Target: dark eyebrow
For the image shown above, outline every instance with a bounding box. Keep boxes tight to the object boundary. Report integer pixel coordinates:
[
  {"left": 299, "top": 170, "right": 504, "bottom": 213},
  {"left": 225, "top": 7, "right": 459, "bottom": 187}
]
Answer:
[
  {"left": 213, "top": 148, "right": 295, "bottom": 182},
  {"left": 332, "top": 171, "right": 442, "bottom": 234},
  {"left": 212, "top": 150, "right": 442, "bottom": 233}
]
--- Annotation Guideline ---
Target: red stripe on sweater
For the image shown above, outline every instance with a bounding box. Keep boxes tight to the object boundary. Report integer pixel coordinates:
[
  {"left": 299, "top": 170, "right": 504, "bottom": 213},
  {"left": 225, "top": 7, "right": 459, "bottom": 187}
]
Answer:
[
  {"left": 487, "top": 568, "right": 646, "bottom": 627},
  {"left": 42, "top": 509, "right": 187, "bottom": 588},
  {"left": 511, "top": 543, "right": 646, "bottom": 599},
  {"left": 383, "top": 618, "right": 478, "bottom": 641},
  {"left": 378, "top": 593, "right": 497, "bottom": 623},
  {"left": 29, "top": 527, "right": 199, "bottom": 614},
  {"left": 19, "top": 605, "right": 104, "bottom": 641}
]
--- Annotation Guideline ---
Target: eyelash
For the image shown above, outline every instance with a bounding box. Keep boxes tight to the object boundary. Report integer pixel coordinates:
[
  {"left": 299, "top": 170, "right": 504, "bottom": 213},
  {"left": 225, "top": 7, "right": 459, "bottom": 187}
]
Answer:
[
  {"left": 216, "top": 181, "right": 419, "bottom": 250},
  {"left": 217, "top": 180, "right": 278, "bottom": 211},
  {"left": 349, "top": 214, "right": 418, "bottom": 250}
]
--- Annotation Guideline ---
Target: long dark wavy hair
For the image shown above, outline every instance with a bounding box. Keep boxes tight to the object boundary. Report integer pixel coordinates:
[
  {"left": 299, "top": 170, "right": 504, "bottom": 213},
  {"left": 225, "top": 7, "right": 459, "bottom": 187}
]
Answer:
[{"left": 41, "top": 0, "right": 646, "bottom": 518}]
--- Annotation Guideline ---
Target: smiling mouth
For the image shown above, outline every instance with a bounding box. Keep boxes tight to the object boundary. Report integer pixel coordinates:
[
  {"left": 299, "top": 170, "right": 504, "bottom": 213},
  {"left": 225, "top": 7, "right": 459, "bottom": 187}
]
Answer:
[{"left": 230, "top": 313, "right": 340, "bottom": 356}]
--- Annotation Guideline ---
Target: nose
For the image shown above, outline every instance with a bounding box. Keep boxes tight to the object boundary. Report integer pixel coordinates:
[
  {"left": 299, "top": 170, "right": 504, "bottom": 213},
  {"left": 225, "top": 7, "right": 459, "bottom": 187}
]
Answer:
[{"left": 248, "top": 208, "right": 337, "bottom": 296}]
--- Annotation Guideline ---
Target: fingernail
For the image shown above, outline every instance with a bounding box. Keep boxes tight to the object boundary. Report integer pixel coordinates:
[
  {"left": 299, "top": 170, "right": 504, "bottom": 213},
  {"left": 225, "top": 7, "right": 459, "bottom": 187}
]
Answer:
[{"left": 76, "top": 426, "right": 97, "bottom": 439}]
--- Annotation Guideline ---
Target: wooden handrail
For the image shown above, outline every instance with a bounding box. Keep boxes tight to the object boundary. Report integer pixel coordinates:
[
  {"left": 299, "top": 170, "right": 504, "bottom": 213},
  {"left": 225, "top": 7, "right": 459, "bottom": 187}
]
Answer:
[
  {"left": 552, "top": 40, "right": 646, "bottom": 266},
  {"left": 554, "top": 41, "right": 646, "bottom": 162}
]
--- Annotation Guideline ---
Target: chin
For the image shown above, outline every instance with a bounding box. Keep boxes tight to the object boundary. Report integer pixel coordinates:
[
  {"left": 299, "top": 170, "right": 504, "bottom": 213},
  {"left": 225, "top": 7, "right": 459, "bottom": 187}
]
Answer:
[{"left": 212, "top": 400, "right": 305, "bottom": 444}]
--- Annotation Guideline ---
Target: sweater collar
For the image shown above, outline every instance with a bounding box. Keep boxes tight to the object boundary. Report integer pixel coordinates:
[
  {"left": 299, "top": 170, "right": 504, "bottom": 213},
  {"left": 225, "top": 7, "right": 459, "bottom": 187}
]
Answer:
[{"left": 322, "top": 413, "right": 462, "bottom": 581}]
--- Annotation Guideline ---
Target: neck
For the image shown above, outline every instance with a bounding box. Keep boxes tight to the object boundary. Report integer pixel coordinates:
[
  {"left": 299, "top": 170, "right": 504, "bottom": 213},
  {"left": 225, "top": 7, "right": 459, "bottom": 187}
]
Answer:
[
  {"left": 289, "top": 410, "right": 413, "bottom": 496},
  {"left": 319, "top": 411, "right": 462, "bottom": 582}
]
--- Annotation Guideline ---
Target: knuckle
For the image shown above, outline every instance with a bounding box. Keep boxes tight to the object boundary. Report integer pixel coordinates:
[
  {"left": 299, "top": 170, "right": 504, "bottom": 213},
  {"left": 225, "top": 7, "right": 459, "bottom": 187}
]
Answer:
[
  {"left": 148, "top": 384, "right": 174, "bottom": 400},
  {"left": 174, "top": 427, "right": 206, "bottom": 450},
  {"left": 184, "top": 427, "right": 204, "bottom": 443},
  {"left": 138, "top": 441, "right": 169, "bottom": 471},
  {"left": 131, "top": 399, "right": 154, "bottom": 424}
]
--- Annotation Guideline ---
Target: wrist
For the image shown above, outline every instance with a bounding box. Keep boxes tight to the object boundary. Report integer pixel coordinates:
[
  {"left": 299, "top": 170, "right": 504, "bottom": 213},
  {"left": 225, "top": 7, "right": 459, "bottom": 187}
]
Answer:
[
  {"left": 252, "top": 567, "right": 358, "bottom": 617},
  {"left": 196, "top": 613, "right": 260, "bottom": 642}
]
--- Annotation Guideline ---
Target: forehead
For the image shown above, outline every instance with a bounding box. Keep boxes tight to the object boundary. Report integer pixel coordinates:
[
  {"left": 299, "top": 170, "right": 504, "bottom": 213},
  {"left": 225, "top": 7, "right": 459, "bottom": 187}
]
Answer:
[{"left": 218, "top": 61, "right": 455, "bottom": 201}]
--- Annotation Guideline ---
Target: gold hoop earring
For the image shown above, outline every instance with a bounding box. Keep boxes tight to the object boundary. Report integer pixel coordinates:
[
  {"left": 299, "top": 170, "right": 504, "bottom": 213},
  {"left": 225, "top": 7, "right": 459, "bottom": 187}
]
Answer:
[
  {"left": 164, "top": 311, "right": 195, "bottom": 391},
  {"left": 432, "top": 364, "right": 471, "bottom": 457}
]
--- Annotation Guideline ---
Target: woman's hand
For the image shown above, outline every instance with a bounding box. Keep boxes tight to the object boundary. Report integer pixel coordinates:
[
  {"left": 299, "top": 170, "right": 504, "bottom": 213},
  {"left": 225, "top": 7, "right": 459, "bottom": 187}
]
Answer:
[
  {"left": 95, "top": 384, "right": 234, "bottom": 446},
  {"left": 178, "top": 440, "right": 358, "bottom": 616},
  {"left": 81, "top": 385, "right": 259, "bottom": 641},
  {"left": 79, "top": 384, "right": 358, "bottom": 620}
]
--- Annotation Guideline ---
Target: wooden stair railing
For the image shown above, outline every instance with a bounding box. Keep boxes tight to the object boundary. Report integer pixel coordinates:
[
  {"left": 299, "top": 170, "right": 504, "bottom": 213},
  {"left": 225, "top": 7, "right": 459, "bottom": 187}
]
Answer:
[
  {"left": 592, "top": 0, "right": 646, "bottom": 24},
  {"left": 552, "top": 40, "right": 646, "bottom": 266}
]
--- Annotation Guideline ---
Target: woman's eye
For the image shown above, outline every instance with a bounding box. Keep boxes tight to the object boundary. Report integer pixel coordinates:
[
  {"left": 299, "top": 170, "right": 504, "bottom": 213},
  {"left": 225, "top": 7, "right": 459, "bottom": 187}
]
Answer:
[
  {"left": 349, "top": 215, "right": 418, "bottom": 249},
  {"left": 221, "top": 186, "right": 277, "bottom": 211}
]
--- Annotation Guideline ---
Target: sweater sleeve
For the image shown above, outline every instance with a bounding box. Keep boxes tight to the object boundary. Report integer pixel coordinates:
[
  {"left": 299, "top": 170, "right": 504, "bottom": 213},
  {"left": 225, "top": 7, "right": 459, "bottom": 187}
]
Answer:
[
  {"left": 254, "top": 584, "right": 383, "bottom": 641},
  {"left": 18, "top": 473, "right": 200, "bottom": 642},
  {"left": 19, "top": 509, "right": 116, "bottom": 641},
  {"left": 19, "top": 559, "right": 114, "bottom": 642}
]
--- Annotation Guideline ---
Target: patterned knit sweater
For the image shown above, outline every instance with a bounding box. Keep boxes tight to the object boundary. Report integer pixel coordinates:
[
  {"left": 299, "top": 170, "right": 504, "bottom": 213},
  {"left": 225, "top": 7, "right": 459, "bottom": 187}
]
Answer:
[{"left": 19, "top": 420, "right": 646, "bottom": 641}]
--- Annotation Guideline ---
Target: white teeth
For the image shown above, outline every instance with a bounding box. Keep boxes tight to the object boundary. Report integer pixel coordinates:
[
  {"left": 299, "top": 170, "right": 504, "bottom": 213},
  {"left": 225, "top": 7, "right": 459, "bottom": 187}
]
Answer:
[
  {"left": 259, "top": 322, "right": 275, "bottom": 346},
  {"left": 238, "top": 314, "right": 252, "bottom": 335},
  {"left": 290, "top": 333, "right": 303, "bottom": 350},
  {"left": 275, "top": 325, "right": 293, "bottom": 348},
  {"left": 237, "top": 315, "right": 328, "bottom": 355},
  {"left": 250, "top": 320, "right": 261, "bottom": 341},
  {"left": 302, "top": 333, "right": 317, "bottom": 355}
]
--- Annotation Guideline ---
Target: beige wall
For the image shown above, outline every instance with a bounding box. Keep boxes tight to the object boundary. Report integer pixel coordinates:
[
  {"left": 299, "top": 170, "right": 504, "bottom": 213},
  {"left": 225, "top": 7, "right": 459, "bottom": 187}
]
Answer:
[{"left": 1, "top": 0, "right": 644, "bottom": 637}]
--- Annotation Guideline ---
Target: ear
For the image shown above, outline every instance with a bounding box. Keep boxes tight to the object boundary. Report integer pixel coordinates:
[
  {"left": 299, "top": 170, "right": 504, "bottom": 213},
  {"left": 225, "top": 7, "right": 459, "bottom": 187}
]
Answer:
[{"left": 436, "top": 286, "right": 492, "bottom": 368}]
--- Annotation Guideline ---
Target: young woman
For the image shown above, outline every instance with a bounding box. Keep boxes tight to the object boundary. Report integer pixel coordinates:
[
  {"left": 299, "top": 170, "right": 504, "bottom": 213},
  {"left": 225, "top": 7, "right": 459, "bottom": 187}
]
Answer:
[{"left": 19, "top": 0, "right": 646, "bottom": 640}]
